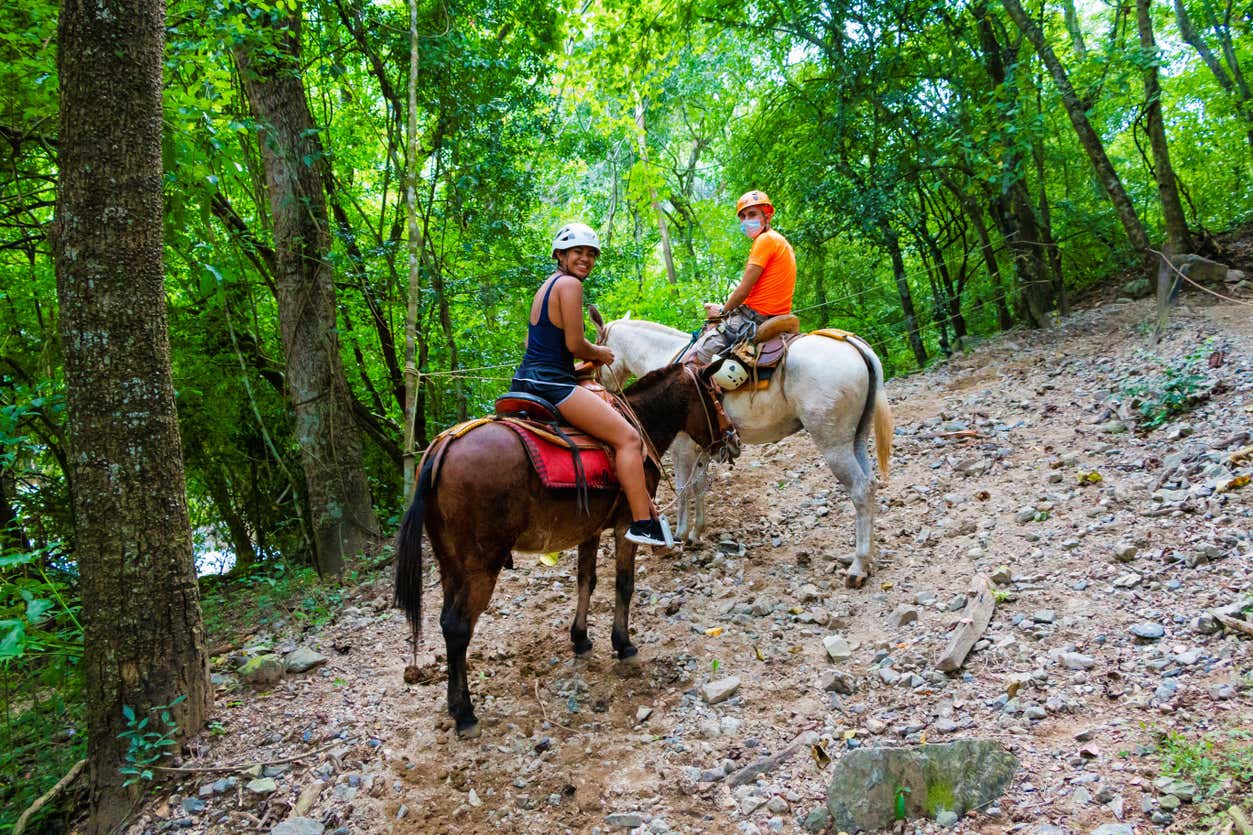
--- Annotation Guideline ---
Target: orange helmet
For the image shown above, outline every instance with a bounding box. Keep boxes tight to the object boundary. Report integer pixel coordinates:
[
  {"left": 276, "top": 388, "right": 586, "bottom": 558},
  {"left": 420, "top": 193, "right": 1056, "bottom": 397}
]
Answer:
[{"left": 735, "top": 190, "right": 774, "bottom": 217}]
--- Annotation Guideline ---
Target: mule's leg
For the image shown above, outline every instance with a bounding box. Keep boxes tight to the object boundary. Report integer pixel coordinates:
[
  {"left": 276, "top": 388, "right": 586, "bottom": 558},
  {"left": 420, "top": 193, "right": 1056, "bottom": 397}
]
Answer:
[
  {"left": 570, "top": 536, "right": 599, "bottom": 655},
  {"left": 610, "top": 527, "right": 639, "bottom": 659},
  {"left": 819, "top": 445, "right": 876, "bottom": 589},
  {"left": 672, "top": 436, "right": 701, "bottom": 543},
  {"left": 440, "top": 566, "right": 502, "bottom": 737}
]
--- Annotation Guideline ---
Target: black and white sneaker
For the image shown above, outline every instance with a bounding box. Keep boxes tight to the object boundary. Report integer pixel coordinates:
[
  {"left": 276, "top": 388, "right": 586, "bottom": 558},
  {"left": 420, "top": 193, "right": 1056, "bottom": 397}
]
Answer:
[{"left": 625, "top": 518, "right": 669, "bottom": 546}]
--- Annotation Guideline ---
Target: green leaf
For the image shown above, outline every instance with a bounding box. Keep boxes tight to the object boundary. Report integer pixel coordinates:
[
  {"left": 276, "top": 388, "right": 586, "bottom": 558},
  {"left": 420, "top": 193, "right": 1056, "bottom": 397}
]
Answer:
[{"left": 0, "top": 619, "right": 27, "bottom": 659}]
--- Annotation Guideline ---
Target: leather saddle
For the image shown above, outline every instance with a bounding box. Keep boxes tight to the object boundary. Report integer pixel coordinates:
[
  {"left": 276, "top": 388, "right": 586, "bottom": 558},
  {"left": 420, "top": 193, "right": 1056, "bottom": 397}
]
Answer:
[{"left": 728, "top": 314, "right": 802, "bottom": 387}]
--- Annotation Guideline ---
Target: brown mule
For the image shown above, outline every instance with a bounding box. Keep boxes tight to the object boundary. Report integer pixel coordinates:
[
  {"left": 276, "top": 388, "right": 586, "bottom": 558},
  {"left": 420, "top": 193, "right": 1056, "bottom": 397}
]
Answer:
[{"left": 394, "top": 363, "right": 736, "bottom": 737}]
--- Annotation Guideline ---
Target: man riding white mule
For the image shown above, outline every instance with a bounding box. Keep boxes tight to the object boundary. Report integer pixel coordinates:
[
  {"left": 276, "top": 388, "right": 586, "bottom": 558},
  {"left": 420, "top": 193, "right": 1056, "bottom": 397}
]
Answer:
[{"left": 696, "top": 189, "right": 796, "bottom": 389}]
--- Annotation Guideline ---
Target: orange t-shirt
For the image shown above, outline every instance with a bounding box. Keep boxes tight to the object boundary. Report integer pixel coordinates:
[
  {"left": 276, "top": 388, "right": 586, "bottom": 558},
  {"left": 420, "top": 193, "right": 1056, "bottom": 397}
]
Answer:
[{"left": 742, "top": 229, "right": 796, "bottom": 316}]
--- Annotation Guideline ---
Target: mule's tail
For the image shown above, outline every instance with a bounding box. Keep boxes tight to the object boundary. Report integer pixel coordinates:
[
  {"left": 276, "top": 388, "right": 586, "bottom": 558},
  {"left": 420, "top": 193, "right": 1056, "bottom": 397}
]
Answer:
[
  {"left": 394, "top": 452, "right": 436, "bottom": 652},
  {"left": 849, "top": 337, "right": 893, "bottom": 481},
  {"left": 873, "top": 383, "right": 893, "bottom": 479}
]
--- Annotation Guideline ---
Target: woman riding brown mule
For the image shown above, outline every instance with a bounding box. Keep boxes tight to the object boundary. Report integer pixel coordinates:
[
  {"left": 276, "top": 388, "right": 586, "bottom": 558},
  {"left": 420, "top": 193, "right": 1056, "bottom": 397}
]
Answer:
[{"left": 394, "top": 362, "right": 736, "bottom": 737}]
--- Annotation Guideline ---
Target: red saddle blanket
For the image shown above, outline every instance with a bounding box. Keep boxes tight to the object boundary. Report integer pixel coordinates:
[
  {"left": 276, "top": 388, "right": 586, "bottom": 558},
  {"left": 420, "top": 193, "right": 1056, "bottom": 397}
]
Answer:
[{"left": 500, "top": 422, "right": 618, "bottom": 490}]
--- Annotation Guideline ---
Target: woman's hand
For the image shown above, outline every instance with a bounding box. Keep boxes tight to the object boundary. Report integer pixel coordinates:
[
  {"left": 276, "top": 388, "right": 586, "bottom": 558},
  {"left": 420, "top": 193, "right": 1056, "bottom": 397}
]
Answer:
[
  {"left": 703, "top": 302, "right": 725, "bottom": 318},
  {"left": 597, "top": 345, "right": 615, "bottom": 365}
]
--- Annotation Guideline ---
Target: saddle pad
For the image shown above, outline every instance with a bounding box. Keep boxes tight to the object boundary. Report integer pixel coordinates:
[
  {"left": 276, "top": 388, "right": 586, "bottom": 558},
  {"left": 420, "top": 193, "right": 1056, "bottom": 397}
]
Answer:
[{"left": 501, "top": 422, "right": 618, "bottom": 490}]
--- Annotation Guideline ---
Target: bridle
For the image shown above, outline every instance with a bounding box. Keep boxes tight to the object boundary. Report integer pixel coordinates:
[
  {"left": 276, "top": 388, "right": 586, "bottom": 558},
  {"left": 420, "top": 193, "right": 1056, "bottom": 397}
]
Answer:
[
  {"left": 682, "top": 363, "right": 739, "bottom": 463},
  {"left": 592, "top": 322, "right": 739, "bottom": 461}
]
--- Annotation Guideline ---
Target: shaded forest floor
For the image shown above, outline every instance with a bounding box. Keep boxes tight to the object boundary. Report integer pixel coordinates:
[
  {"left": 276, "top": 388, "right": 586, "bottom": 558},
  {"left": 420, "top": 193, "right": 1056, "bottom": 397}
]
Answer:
[{"left": 127, "top": 290, "right": 1251, "bottom": 835}]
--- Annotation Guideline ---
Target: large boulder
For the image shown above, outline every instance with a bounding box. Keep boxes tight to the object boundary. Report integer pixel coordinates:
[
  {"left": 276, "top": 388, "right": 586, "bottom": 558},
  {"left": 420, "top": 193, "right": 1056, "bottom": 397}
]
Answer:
[{"left": 825, "top": 739, "right": 1018, "bottom": 832}]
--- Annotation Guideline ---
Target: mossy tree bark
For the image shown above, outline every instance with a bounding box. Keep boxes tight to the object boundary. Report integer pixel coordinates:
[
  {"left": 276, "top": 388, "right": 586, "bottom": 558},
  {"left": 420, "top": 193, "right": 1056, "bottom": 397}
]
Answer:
[
  {"left": 234, "top": 4, "right": 379, "bottom": 574},
  {"left": 52, "top": 0, "right": 211, "bottom": 829}
]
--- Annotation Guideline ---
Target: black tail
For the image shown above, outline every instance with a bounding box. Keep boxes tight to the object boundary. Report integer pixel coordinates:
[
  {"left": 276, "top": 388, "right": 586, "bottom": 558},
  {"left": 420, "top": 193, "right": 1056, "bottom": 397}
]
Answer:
[{"left": 394, "top": 452, "right": 436, "bottom": 650}]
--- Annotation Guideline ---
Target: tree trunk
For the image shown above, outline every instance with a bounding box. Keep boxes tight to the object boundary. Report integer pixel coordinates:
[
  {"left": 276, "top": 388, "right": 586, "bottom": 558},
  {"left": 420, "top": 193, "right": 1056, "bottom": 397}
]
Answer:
[
  {"left": 234, "top": 5, "right": 379, "bottom": 575},
  {"left": 1032, "top": 129, "right": 1069, "bottom": 315},
  {"left": 1061, "top": 0, "right": 1089, "bottom": 57},
  {"left": 882, "top": 223, "right": 928, "bottom": 368},
  {"left": 53, "top": 0, "right": 211, "bottom": 829},
  {"left": 973, "top": 1, "right": 1059, "bottom": 326},
  {"left": 942, "top": 175, "right": 1014, "bottom": 329},
  {"left": 1001, "top": 0, "right": 1154, "bottom": 264},
  {"left": 1172, "top": 0, "right": 1253, "bottom": 166},
  {"left": 634, "top": 97, "right": 677, "bottom": 285},
  {"left": 403, "top": 0, "right": 424, "bottom": 499},
  {"left": 1136, "top": 0, "right": 1191, "bottom": 251}
]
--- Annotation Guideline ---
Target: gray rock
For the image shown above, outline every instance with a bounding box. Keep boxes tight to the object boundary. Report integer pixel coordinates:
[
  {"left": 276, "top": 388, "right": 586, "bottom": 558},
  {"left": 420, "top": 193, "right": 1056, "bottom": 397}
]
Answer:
[
  {"left": 246, "top": 777, "right": 278, "bottom": 795},
  {"left": 823, "top": 635, "right": 853, "bottom": 661},
  {"left": 824, "top": 740, "right": 1018, "bottom": 832},
  {"left": 803, "top": 807, "right": 832, "bottom": 833},
  {"left": 1061, "top": 652, "right": 1096, "bottom": 670},
  {"left": 636, "top": 706, "right": 653, "bottom": 723},
  {"left": 936, "top": 809, "right": 960, "bottom": 827},
  {"left": 1092, "top": 825, "right": 1135, "bottom": 835},
  {"left": 270, "top": 819, "right": 325, "bottom": 835},
  {"left": 1153, "top": 776, "right": 1197, "bottom": 802},
  {"left": 878, "top": 668, "right": 901, "bottom": 685},
  {"left": 182, "top": 797, "right": 205, "bottom": 814},
  {"left": 238, "top": 654, "right": 285, "bottom": 687},
  {"left": 605, "top": 812, "right": 645, "bottom": 828},
  {"left": 990, "top": 567, "right": 1013, "bottom": 586},
  {"left": 701, "top": 676, "right": 741, "bottom": 705},
  {"left": 1015, "top": 506, "right": 1037, "bottom": 523},
  {"left": 1031, "top": 610, "right": 1056, "bottom": 624},
  {"left": 284, "top": 647, "right": 328, "bottom": 674},
  {"left": 1112, "top": 573, "right": 1142, "bottom": 588},
  {"left": 1158, "top": 793, "right": 1181, "bottom": 811},
  {"left": 820, "top": 670, "right": 856, "bottom": 695},
  {"left": 1129, "top": 622, "right": 1165, "bottom": 641},
  {"left": 887, "top": 606, "right": 919, "bottom": 628},
  {"left": 1112, "top": 543, "right": 1138, "bottom": 562}
]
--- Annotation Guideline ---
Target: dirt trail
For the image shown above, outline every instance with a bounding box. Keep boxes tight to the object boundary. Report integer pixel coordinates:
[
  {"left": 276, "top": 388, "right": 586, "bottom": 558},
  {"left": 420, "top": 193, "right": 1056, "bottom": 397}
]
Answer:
[{"left": 131, "top": 295, "right": 1252, "bottom": 835}]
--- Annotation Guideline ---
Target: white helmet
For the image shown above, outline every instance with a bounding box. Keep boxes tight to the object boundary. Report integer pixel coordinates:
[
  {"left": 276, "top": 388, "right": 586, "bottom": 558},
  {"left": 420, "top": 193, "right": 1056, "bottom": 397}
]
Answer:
[
  {"left": 552, "top": 222, "right": 601, "bottom": 257},
  {"left": 711, "top": 355, "right": 749, "bottom": 390}
]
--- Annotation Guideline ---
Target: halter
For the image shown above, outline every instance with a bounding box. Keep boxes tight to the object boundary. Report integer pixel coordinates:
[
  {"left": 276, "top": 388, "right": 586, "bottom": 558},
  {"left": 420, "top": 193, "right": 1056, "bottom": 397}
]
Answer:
[{"left": 683, "top": 363, "right": 740, "bottom": 463}]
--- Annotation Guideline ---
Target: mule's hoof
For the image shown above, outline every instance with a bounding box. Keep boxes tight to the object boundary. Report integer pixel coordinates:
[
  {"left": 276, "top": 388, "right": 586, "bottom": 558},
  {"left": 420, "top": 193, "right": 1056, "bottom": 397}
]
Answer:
[
  {"left": 616, "top": 645, "right": 639, "bottom": 661},
  {"left": 455, "top": 719, "right": 481, "bottom": 739},
  {"left": 572, "top": 638, "right": 593, "bottom": 655},
  {"left": 845, "top": 572, "right": 867, "bottom": 589}
]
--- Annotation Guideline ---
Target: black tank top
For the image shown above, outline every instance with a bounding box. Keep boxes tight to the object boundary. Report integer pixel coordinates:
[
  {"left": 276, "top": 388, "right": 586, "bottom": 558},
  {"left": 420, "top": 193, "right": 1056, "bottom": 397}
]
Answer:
[{"left": 520, "top": 273, "right": 575, "bottom": 373}]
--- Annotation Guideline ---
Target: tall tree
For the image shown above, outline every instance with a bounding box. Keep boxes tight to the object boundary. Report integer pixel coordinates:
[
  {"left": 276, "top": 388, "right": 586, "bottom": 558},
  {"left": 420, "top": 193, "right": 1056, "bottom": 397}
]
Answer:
[
  {"left": 233, "top": 3, "right": 380, "bottom": 574},
  {"left": 1136, "top": 0, "right": 1191, "bottom": 251},
  {"left": 1001, "top": 0, "right": 1155, "bottom": 264},
  {"left": 1172, "top": 0, "right": 1253, "bottom": 165},
  {"left": 52, "top": 0, "right": 210, "bottom": 828}
]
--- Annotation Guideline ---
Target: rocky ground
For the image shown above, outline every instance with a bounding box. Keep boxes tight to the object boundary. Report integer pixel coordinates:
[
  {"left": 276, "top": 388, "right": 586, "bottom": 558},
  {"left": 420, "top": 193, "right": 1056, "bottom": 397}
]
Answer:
[{"left": 128, "top": 294, "right": 1251, "bottom": 835}]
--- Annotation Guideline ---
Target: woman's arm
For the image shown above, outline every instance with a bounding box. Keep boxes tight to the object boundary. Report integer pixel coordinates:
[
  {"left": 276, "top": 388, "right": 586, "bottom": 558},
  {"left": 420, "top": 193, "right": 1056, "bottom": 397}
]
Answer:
[{"left": 555, "top": 277, "right": 613, "bottom": 363}]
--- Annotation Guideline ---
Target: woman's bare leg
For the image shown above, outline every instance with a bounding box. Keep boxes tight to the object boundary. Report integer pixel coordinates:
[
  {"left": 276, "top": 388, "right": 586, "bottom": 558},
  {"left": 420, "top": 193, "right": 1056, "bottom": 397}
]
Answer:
[{"left": 557, "top": 387, "right": 653, "bottom": 521}]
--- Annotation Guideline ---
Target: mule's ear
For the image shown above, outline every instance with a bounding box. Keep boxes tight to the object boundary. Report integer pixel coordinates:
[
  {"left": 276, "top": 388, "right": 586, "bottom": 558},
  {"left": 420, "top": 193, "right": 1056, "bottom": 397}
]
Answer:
[{"left": 588, "top": 304, "right": 608, "bottom": 343}]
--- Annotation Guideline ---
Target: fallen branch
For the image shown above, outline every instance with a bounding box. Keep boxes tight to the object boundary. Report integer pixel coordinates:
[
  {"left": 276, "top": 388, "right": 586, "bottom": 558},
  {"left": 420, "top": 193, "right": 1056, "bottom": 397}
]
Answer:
[
  {"left": 935, "top": 574, "right": 996, "bottom": 672},
  {"left": 13, "top": 758, "right": 86, "bottom": 835},
  {"left": 149, "top": 738, "right": 352, "bottom": 774},
  {"left": 725, "top": 729, "right": 819, "bottom": 788},
  {"left": 533, "top": 680, "right": 578, "bottom": 734},
  {"left": 1211, "top": 612, "right": 1253, "bottom": 639},
  {"left": 1229, "top": 805, "right": 1253, "bottom": 835}
]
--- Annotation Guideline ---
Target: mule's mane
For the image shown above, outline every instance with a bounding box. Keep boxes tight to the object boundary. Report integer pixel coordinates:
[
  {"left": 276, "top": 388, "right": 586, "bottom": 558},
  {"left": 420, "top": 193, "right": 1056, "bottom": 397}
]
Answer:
[
  {"left": 622, "top": 364, "right": 695, "bottom": 452},
  {"left": 610, "top": 318, "right": 687, "bottom": 339}
]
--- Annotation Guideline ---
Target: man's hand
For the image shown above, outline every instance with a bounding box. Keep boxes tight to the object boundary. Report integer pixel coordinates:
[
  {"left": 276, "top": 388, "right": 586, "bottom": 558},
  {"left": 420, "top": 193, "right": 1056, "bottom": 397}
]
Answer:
[{"left": 703, "top": 302, "right": 725, "bottom": 318}]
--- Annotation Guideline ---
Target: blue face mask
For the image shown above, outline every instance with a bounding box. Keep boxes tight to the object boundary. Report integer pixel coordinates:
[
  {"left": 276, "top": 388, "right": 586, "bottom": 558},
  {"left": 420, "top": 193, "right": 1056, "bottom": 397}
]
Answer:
[{"left": 740, "top": 219, "right": 762, "bottom": 236}]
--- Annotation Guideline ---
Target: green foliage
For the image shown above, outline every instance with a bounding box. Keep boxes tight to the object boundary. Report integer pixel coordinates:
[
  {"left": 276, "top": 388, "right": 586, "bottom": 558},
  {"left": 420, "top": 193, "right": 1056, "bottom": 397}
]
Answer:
[
  {"left": 1120, "top": 342, "right": 1215, "bottom": 429},
  {"left": 1155, "top": 727, "right": 1253, "bottom": 825},
  {"left": 119, "top": 696, "right": 187, "bottom": 787}
]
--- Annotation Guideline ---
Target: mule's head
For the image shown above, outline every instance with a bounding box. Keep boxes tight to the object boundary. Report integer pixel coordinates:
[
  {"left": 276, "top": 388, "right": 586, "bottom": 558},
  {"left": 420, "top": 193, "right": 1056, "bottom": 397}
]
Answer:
[{"left": 679, "top": 364, "right": 740, "bottom": 463}]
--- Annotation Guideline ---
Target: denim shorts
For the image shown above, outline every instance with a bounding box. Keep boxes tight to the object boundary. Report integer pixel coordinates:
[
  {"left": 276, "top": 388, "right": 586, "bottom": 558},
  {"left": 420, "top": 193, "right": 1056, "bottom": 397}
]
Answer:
[{"left": 510, "top": 364, "right": 577, "bottom": 407}]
